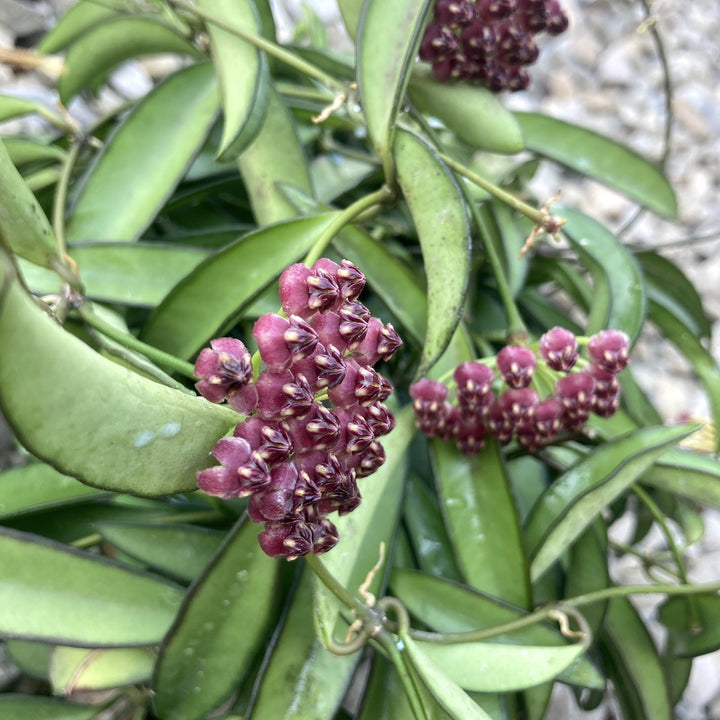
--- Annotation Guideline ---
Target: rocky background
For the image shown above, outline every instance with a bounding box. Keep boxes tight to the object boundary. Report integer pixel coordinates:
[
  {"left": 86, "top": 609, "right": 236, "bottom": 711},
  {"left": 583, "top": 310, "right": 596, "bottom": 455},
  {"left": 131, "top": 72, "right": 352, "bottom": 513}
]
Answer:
[{"left": 1, "top": 0, "right": 719, "bottom": 716}]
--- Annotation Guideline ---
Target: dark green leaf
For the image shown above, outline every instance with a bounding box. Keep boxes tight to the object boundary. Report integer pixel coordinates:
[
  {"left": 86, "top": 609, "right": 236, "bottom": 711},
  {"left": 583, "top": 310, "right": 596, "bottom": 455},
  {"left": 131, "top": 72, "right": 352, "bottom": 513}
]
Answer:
[
  {"left": 515, "top": 112, "right": 677, "bottom": 217},
  {"left": 153, "top": 516, "right": 282, "bottom": 720},
  {"left": 58, "top": 17, "right": 201, "bottom": 103},
  {"left": 394, "top": 129, "right": 470, "bottom": 377},
  {"left": 561, "top": 207, "right": 646, "bottom": 343},
  {"left": 526, "top": 424, "right": 697, "bottom": 581},
  {"left": 359, "top": 655, "right": 431, "bottom": 720},
  {"left": 5, "top": 639, "right": 52, "bottom": 678},
  {"left": 357, "top": 0, "right": 434, "bottom": 178},
  {"left": 642, "top": 448, "right": 720, "bottom": 508},
  {"left": 66, "top": 63, "right": 219, "bottom": 244},
  {"left": 659, "top": 594, "right": 720, "bottom": 657},
  {"left": 0, "top": 248, "right": 238, "bottom": 496},
  {"left": 408, "top": 68, "right": 523, "bottom": 154},
  {"left": 140, "top": 213, "right": 339, "bottom": 359},
  {"left": 0, "top": 527, "right": 183, "bottom": 646},
  {"left": 0, "top": 696, "right": 98, "bottom": 720}
]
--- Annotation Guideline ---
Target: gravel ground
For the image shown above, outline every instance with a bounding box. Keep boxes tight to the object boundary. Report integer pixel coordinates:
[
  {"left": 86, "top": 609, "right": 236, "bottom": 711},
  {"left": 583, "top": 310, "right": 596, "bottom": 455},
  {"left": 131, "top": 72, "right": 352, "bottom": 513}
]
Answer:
[{"left": 1, "top": 0, "right": 719, "bottom": 717}]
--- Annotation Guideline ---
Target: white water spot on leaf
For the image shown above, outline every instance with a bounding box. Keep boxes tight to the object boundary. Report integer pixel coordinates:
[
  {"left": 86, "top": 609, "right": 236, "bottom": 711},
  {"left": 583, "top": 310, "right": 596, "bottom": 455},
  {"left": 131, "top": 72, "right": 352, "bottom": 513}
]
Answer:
[
  {"left": 159, "top": 421, "right": 182, "bottom": 438},
  {"left": 134, "top": 430, "right": 156, "bottom": 448}
]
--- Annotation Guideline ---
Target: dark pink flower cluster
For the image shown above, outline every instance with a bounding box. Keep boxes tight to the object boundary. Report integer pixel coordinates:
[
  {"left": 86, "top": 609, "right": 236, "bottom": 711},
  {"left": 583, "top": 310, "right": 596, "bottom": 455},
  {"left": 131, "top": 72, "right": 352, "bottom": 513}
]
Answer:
[
  {"left": 419, "top": 0, "right": 569, "bottom": 92},
  {"left": 194, "top": 258, "right": 402, "bottom": 560},
  {"left": 411, "top": 327, "right": 629, "bottom": 454}
]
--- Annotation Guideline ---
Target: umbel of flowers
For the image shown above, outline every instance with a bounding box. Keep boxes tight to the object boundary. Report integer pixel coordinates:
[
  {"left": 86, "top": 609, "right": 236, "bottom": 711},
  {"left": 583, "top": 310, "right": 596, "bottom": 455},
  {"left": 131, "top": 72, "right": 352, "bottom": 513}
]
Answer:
[
  {"left": 194, "top": 259, "right": 402, "bottom": 560},
  {"left": 420, "top": 0, "right": 569, "bottom": 92},
  {"left": 411, "top": 327, "right": 629, "bottom": 454}
]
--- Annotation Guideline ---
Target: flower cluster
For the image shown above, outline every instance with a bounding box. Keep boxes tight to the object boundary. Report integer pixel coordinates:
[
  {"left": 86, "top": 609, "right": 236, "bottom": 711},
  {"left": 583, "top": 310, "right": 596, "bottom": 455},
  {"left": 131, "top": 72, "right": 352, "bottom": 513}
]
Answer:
[
  {"left": 419, "top": 0, "right": 569, "bottom": 92},
  {"left": 411, "top": 327, "right": 629, "bottom": 454},
  {"left": 194, "top": 259, "right": 402, "bottom": 560}
]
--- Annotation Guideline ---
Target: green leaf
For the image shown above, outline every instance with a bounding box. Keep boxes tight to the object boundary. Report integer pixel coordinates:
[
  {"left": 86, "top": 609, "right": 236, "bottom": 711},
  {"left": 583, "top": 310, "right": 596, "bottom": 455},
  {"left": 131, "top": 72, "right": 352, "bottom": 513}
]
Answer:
[
  {"left": 0, "top": 527, "right": 184, "bottom": 646},
  {"left": 391, "top": 569, "right": 603, "bottom": 690},
  {"left": 359, "top": 655, "right": 432, "bottom": 720},
  {"left": 561, "top": 207, "right": 646, "bottom": 343},
  {"left": 0, "top": 248, "right": 238, "bottom": 496},
  {"left": 0, "top": 463, "right": 104, "bottom": 520},
  {"left": 140, "top": 212, "right": 339, "bottom": 359},
  {"left": 357, "top": 0, "right": 434, "bottom": 179},
  {"left": 0, "top": 139, "right": 60, "bottom": 269},
  {"left": 153, "top": 516, "right": 282, "bottom": 720},
  {"left": 515, "top": 112, "right": 677, "bottom": 217},
  {"left": 37, "top": 0, "right": 117, "bottom": 53},
  {"left": 526, "top": 424, "right": 696, "bottom": 581},
  {"left": 49, "top": 645, "right": 154, "bottom": 694},
  {"left": 431, "top": 438, "right": 530, "bottom": 608},
  {"left": 66, "top": 62, "right": 219, "bottom": 244},
  {"left": 0, "top": 95, "right": 55, "bottom": 123},
  {"left": 642, "top": 449, "right": 720, "bottom": 508},
  {"left": 5, "top": 639, "right": 53, "bottom": 678},
  {"left": 337, "top": 0, "right": 364, "bottom": 39},
  {"left": 659, "top": 594, "right": 720, "bottom": 657},
  {"left": 601, "top": 597, "right": 672, "bottom": 720},
  {"left": 58, "top": 17, "right": 201, "bottom": 103},
  {"left": 237, "top": 84, "right": 313, "bottom": 224},
  {"left": 394, "top": 129, "right": 470, "bottom": 377},
  {"left": 408, "top": 68, "right": 523, "bottom": 154},
  {"left": 403, "top": 636, "right": 495, "bottom": 720},
  {"left": 2, "top": 138, "right": 66, "bottom": 167},
  {"left": 649, "top": 299, "right": 720, "bottom": 452},
  {"left": 414, "top": 636, "right": 588, "bottom": 692},
  {"left": 96, "top": 522, "right": 224, "bottom": 583},
  {"left": 0, "top": 696, "right": 98, "bottom": 720},
  {"left": 313, "top": 407, "right": 416, "bottom": 645},
  {"left": 19, "top": 243, "right": 210, "bottom": 306},
  {"left": 198, "top": 0, "right": 270, "bottom": 160}
]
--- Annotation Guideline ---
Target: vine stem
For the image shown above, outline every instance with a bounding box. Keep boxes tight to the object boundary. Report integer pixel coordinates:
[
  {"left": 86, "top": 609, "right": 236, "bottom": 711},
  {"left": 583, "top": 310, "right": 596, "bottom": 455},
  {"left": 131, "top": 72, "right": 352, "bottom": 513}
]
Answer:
[
  {"left": 77, "top": 304, "right": 197, "bottom": 380},
  {"left": 52, "top": 141, "right": 81, "bottom": 256},
  {"left": 303, "top": 186, "right": 394, "bottom": 267},
  {"left": 304, "top": 553, "right": 367, "bottom": 616},
  {"left": 168, "top": 0, "right": 345, "bottom": 93}
]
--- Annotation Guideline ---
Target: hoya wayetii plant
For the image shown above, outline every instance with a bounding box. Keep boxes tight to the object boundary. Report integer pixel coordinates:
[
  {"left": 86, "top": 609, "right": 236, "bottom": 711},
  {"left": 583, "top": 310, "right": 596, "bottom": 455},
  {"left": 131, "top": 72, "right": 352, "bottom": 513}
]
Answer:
[{"left": 0, "top": 1, "right": 718, "bottom": 719}]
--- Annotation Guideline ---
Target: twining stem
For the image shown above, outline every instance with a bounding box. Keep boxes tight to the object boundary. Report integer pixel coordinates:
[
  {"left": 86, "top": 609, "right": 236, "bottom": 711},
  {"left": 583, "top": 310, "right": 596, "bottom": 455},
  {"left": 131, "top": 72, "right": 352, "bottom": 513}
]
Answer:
[
  {"left": 168, "top": 0, "right": 345, "bottom": 93},
  {"left": 303, "top": 186, "right": 394, "bottom": 267},
  {"left": 304, "top": 553, "right": 368, "bottom": 616},
  {"left": 77, "top": 304, "right": 197, "bottom": 380},
  {"left": 52, "top": 141, "right": 82, "bottom": 256}
]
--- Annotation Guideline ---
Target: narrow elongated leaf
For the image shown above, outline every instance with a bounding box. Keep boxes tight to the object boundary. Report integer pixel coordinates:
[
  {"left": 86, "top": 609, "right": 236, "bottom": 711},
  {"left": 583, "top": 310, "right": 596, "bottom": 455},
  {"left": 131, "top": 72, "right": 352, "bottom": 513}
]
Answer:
[
  {"left": 391, "top": 569, "right": 603, "bottom": 690},
  {"left": 140, "top": 213, "right": 338, "bottom": 359},
  {"left": 237, "top": 84, "right": 313, "bottom": 224},
  {"left": 357, "top": 0, "right": 434, "bottom": 178},
  {"left": 337, "top": 0, "right": 365, "bottom": 39},
  {"left": 0, "top": 696, "right": 97, "bottom": 720},
  {"left": 66, "top": 63, "right": 219, "bottom": 243},
  {"left": 58, "top": 17, "right": 200, "bottom": 103},
  {"left": 153, "top": 517, "right": 282, "bottom": 720},
  {"left": 96, "top": 522, "right": 224, "bottom": 583},
  {"left": 49, "top": 646, "right": 154, "bottom": 694},
  {"left": 0, "top": 248, "right": 238, "bottom": 496},
  {"left": 432, "top": 438, "right": 530, "bottom": 608},
  {"left": 0, "top": 95, "right": 54, "bottom": 123},
  {"left": 19, "top": 243, "right": 210, "bottom": 306},
  {"left": 561, "top": 207, "right": 646, "bottom": 343},
  {"left": 313, "top": 407, "right": 416, "bottom": 645},
  {"left": 0, "top": 527, "right": 183, "bottom": 646},
  {"left": 403, "top": 636, "right": 495, "bottom": 720},
  {"left": 515, "top": 112, "right": 677, "bottom": 217},
  {"left": 601, "top": 597, "right": 672, "bottom": 720},
  {"left": 395, "top": 129, "right": 470, "bottom": 376},
  {"left": 0, "top": 463, "right": 103, "bottom": 520},
  {"left": 0, "top": 140, "right": 60, "bottom": 268},
  {"left": 659, "top": 594, "right": 720, "bottom": 657},
  {"left": 642, "top": 449, "right": 720, "bottom": 508},
  {"left": 198, "top": 0, "right": 269, "bottom": 159},
  {"left": 3, "top": 138, "right": 66, "bottom": 166},
  {"left": 408, "top": 68, "right": 523, "bottom": 154},
  {"left": 526, "top": 424, "right": 696, "bottom": 581},
  {"left": 37, "top": 0, "right": 117, "bottom": 53},
  {"left": 649, "top": 299, "right": 720, "bottom": 451}
]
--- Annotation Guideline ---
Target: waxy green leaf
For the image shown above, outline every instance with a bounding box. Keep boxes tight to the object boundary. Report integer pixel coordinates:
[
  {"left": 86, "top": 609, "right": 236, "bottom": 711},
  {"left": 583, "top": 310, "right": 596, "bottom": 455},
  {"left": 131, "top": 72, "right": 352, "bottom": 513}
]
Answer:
[
  {"left": 3, "top": 138, "right": 65, "bottom": 167},
  {"left": 66, "top": 62, "right": 219, "bottom": 244},
  {"left": 526, "top": 424, "right": 696, "bottom": 581},
  {"left": 0, "top": 95, "right": 57, "bottom": 123},
  {"left": 198, "top": 0, "right": 269, "bottom": 159},
  {"left": 0, "top": 247, "right": 238, "bottom": 496},
  {"left": 642, "top": 449, "right": 720, "bottom": 508},
  {"left": 0, "top": 696, "right": 97, "bottom": 720},
  {"left": 395, "top": 129, "right": 470, "bottom": 377},
  {"left": 140, "top": 213, "right": 339, "bottom": 359},
  {"left": 357, "top": 0, "right": 434, "bottom": 179},
  {"left": 659, "top": 594, "right": 720, "bottom": 657},
  {"left": 37, "top": 0, "right": 117, "bottom": 53},
  {"left": 153, "top": 517, "right": 282, "bottom": 720},
  {"left": 0, "top": 139, "right": 60, "bottom": 269},
  {"left": 49, "top": 646, "right": 154, "bottom": 694},
  {"left": 337, "top": 0, "right": 364, "bottom": 38},
  {"left": 58, "top": 17, "right": 200, "bottom": 103},
  {"left": 561, "top": 207, "right": 646, "bottom": 343},
  {"left": 515, "top": 112, "right": 677, "bottom": 217},
  {"left": 0, "top": 527, "right": 183, "bottom": 646},
  {"left": 408, "top": 68, "right": 523, "bottom": 154}
]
